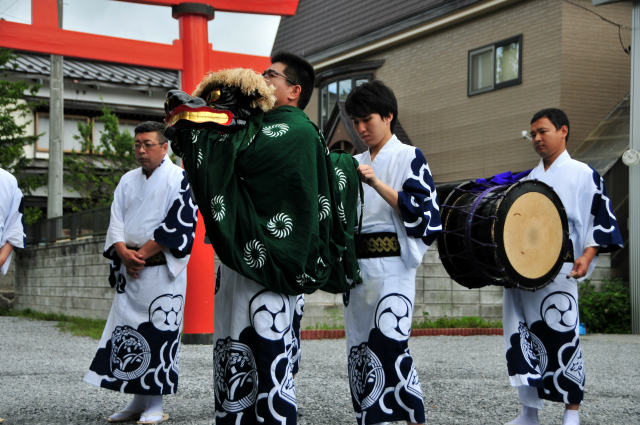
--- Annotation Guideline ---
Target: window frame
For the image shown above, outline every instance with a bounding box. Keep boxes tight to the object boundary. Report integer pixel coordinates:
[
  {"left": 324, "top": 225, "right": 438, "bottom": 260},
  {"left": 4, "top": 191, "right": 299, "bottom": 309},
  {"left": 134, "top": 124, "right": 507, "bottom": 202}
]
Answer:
[
  {"left": 318, "top": 73, "right": 374, "bottom": 131},
  {"left": 35, "top": 113, "right": 91, "bottom": 153},
  {"left": 468, "top": 34, "right": 523, "bottom": 97},
  {"left": 36, "top": 113, "right": 142, "bottom": 153}
]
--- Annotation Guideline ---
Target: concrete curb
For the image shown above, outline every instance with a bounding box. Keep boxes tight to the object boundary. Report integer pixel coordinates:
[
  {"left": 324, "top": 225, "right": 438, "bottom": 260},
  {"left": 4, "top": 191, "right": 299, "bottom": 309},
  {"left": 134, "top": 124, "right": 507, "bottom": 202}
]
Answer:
[{"left": 300, "top": 328, "right": 503, "bottom": 340}]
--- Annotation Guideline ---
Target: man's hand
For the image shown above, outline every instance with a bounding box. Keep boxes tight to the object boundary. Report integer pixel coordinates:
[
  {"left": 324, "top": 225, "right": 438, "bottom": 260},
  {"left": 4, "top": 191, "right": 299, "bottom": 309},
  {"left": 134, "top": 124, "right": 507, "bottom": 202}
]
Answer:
[
  {"left": 357, "top": 164, "right": 379, "bottom": 187},
  {"left": 356, "top": 164, "right": 400, "bottom": 214},
  {"left": 114, "top": 242, "right": 145, "bottom": 278},
  {"left": 568, "top": 246, "right": 599, "bottom": 279}
]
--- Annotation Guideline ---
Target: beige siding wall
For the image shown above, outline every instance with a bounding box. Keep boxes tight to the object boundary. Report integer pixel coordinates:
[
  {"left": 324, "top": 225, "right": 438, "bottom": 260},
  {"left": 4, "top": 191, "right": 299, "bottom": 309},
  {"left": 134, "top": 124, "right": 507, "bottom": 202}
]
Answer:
[
  {"left": 314, "top": 0, "right": 630, "bottom": 183},
  {"left": 559, "top": 0, "right": 632, "bottom": 152},
  {"left": 306, "top": 87, "right": 319, "bottom": 126},
  {"left": 366, "top": 0, "right": 564, "bottom": 182}
]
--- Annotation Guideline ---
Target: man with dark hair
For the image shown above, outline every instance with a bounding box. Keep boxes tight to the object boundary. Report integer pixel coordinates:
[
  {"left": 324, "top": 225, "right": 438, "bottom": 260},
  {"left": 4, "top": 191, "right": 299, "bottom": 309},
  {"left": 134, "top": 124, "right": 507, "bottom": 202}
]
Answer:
[
  {"left": 501, "top": 108, "right": 622, "bottom": 425},
  {"left": 345, "top": 80, "right": 399, "bottom": 132},
  {"left": 168, "top": 52, "right": 359, "bottom": 424},
  {"left": 343, "top": 80, "right": 441, "bottom": 425},
  {"left": 84, "top": 121, "right": 198, "bottom": 424},
  {"left": 134, "top": 121, "right": 168, "bottom": 144},
  {"left": 268, "top": 51, "right": 315, "bottom": 110},
  {"left": 530, "top": 108, "right": 571, "bottom": 144}
]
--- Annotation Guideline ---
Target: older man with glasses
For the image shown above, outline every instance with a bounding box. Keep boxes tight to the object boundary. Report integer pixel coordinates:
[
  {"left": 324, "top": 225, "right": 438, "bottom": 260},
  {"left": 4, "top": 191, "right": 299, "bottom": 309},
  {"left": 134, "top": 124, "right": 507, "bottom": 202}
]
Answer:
[{"left": 84, "top": 121, "right": 198, "bottom": 424}]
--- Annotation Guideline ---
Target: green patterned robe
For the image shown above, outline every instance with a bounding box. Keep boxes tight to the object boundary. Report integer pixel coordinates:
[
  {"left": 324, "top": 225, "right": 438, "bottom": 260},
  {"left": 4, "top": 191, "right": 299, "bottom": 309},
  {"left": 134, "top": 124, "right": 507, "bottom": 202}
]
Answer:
[{"left": 171, "top": 105, "right": 361, "bottom": 295}]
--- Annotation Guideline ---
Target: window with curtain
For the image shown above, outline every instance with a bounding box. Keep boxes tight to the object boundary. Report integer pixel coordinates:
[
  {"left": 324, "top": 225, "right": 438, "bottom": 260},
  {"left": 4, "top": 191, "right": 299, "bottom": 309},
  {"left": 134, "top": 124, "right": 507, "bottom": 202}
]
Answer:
[{"left": 468, "top": 35, "right": 522, "bottom": 96}]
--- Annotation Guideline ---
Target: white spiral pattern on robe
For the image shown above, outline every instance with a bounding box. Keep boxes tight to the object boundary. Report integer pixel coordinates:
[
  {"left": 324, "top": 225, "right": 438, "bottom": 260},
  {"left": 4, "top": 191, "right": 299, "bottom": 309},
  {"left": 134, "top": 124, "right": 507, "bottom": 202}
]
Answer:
[
  {"left": 296, "top": 273, "right": 316, "bottom": 285},
  {"left": 244, "top": 240, "right": 267, "bottom": 268},
  {"left": 211, "top": 196, "right": 225, "bottom": 221},
  {"left": 338, "top": 202, "right": 347, "bottom": 224},
  {"left": 191, "top": 131, "right": 198, "bottom": 143},
  {"left": 335, "top": 168, "right": 347, "bottom": 190},
  {"left": 262, "top": 123, "right": 289, "bottom": 137},
  {"left": 197, "top": 149, "right": 203, "bottom": 168},
  {"left": 318, "top": 195, "right": 330, "bottom": 221},
  {"left": 267, "top": 213, "right": 293, "bottom": 238}
]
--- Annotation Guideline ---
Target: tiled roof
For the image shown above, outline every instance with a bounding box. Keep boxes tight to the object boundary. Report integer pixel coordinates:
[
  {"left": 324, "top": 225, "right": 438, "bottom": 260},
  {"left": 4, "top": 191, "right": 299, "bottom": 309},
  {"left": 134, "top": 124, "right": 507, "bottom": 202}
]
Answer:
[
  {"left": 272, "top": 0, "right": 482, "bottom": 62},
  {"left": 7, "top": 52, "right": 179, "bottom": 89}
]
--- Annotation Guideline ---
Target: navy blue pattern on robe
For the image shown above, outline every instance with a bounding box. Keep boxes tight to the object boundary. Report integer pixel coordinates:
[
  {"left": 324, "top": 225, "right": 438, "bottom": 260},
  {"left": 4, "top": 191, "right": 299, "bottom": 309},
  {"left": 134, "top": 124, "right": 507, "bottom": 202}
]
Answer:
[
  {"left": 396, "top": 149, "right": 442, "bottom": 246},
  {"left": 153, "top": 171, "right": 198, "bottom": 259},
  {"left": 589, "top": 167, "right": 623, "bottom": 252}
]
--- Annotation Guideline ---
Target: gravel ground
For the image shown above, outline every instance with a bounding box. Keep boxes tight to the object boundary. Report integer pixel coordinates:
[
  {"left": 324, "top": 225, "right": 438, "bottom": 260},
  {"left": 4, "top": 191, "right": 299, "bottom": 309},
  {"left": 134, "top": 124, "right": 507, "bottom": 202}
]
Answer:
[{"left": 0, "top": 316, "right": 638, "bottom": 424}]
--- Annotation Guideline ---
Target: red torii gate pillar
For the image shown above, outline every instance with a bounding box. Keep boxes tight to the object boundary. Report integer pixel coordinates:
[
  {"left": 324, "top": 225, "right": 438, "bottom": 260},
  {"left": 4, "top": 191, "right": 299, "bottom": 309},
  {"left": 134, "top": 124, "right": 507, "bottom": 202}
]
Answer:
[{"left": 172, "top": 3, "right": 216, "bottom": 344}]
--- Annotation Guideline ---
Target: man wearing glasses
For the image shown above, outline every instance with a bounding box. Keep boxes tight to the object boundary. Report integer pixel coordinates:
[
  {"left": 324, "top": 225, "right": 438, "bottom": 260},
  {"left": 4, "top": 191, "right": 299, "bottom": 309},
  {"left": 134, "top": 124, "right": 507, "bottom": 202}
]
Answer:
[
  {"left": 210, "top": 52, "right": 351, "bottom": 424},
  {"left": 84, "top": 121, "right": 198, "bottom": 424}
]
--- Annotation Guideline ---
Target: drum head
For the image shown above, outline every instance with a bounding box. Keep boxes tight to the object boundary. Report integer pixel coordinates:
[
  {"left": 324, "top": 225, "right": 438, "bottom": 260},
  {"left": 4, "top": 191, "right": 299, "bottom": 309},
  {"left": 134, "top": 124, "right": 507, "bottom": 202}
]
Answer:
[
  {"left": 502, "top": 192, "right": 563, "bottom": 279},
  {"left": 494, "top": 180, "right": 569, "bottom": 290}
]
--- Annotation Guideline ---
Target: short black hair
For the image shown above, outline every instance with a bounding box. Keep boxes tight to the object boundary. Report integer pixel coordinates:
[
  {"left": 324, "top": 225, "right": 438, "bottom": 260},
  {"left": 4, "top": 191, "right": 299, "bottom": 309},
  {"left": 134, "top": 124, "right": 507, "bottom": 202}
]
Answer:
[
  {"left": 531, "top": 108, "right": 570, "bottom": 143},
  {"left": 271, "top": 51, "right": 315, "bottom": 110},
  {"left": 345, "top": 80, "right": 398, "bottom": 133},
  {"left": 134, "top": 121, "right": 166, "bottom": 144}
]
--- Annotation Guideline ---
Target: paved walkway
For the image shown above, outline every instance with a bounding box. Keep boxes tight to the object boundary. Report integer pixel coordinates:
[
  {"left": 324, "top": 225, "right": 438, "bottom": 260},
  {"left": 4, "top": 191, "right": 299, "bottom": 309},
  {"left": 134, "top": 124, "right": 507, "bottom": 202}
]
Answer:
[{"left": 0, "top": 317, "right": 638, "bottom": 424}]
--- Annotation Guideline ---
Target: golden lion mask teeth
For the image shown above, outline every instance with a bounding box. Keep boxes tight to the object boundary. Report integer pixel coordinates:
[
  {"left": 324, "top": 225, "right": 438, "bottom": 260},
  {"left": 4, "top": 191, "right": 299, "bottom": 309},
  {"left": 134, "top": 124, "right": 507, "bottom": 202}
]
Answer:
[{"left": 166, "top": 110, "right": 230, "bottom": 127}]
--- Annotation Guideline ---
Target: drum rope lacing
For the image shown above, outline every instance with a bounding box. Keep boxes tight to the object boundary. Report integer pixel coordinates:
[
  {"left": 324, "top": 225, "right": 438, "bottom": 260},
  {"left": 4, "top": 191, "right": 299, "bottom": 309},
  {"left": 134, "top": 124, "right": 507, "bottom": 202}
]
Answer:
[{"left": 440, "top": 185, "right": 510, "bottom": 286}]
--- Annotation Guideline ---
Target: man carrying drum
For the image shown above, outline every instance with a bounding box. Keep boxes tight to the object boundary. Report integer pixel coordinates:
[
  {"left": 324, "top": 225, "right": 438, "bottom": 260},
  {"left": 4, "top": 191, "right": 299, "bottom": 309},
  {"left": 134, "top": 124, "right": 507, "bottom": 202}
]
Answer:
[{"left": 503, "top": 108, "right": 623, "bottom": 425}]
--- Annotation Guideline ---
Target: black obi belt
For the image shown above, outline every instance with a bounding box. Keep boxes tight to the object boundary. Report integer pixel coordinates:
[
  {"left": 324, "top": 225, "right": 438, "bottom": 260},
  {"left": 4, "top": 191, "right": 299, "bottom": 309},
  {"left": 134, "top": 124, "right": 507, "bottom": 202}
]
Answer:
[{"left": 357, "top": 232, "right": 401, "bottom": 259}]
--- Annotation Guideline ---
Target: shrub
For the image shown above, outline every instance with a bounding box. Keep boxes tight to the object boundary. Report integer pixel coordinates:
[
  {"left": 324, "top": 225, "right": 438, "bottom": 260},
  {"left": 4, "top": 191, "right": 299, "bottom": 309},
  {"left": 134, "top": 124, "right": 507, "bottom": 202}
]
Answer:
[{"left": 578, "top": 279, "right": 631, "bottom": 334}]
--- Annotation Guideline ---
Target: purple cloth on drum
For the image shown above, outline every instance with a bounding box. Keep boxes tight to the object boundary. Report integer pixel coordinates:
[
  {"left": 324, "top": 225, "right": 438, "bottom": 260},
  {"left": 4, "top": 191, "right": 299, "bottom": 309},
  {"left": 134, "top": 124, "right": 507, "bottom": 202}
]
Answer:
[{"left": 475, "top": 169, "right": 532, "bottom": 186}]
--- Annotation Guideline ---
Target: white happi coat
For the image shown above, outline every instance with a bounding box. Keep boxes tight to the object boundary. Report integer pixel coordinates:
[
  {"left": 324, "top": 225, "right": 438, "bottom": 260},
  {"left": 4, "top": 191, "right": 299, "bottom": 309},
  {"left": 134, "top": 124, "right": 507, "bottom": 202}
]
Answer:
[
  {"left": 84, "top": 155, "right": 198, "bottom": 395},
  {"left": 344, "top": 136, "right": 441, "bottom": 425},
  {"left": 503, "top": 150, "right": 622, "bottom": 407},
  {"left": 0, "top": 168, "right": 25, "bottom": 276}
]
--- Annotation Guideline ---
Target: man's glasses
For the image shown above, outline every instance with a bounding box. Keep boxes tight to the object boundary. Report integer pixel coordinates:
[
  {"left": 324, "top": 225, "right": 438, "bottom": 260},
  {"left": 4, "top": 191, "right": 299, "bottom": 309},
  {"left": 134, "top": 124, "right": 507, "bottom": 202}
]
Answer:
[
  {"left": 134, "top": 142, "right": 164, "bottom": 151},
  {"left": 262, "top": 68, "right": 296, "bottom": 86}
]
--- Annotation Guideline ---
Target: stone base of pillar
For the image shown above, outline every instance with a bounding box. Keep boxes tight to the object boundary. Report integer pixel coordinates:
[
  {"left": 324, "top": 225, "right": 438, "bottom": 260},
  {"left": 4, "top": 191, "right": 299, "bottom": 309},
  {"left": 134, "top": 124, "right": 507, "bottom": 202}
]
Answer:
[{"left": 182, "top": 333, "right": 214, "bottom": 345}]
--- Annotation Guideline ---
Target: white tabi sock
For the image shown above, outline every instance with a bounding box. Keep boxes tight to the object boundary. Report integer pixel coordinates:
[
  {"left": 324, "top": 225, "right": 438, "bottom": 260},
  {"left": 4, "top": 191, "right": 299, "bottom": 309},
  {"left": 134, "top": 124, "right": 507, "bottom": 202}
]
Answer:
[
  {"left": 504, "top": 405, "right": 539, "bottom": 425},
  {"left": 562, "top": 409, "right": 580, "bottom": 425},
  {"left": 108, "top": 394, "right": 148, "bottom": 420},
  {"left": 139, "top": 395, "right": 164, "bottom": 423}
]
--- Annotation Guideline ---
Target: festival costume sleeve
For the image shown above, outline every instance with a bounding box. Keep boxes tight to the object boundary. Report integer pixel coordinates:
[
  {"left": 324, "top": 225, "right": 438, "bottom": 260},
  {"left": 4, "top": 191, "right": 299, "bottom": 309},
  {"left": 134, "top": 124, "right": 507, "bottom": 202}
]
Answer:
[
  {"left": 1, "top": 183, "right": 25, "bottom": 276},
  {"left": 395, "top": 148, "right": 442, "bottom": 268},
  {"left": 172, "top": 106, "right": 358, "bottom": 295},
  {"left": 103, "top": 181, "right": 127, "bottom": 288},
  {"left": 574, "top": 167, "right": 623, "bottom": 280},
  {"left": 586, "top": 167, "right": 623, "bottom": 252},
  {"left": 152, "top": 170, "right": 198, "bottom": 278}
]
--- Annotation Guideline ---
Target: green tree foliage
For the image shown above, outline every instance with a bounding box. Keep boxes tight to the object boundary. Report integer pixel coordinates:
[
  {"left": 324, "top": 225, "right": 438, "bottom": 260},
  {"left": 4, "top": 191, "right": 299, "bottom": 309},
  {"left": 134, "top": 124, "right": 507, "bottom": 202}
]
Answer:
[
  {"left": 579, "top": 279, "right": 631, "bottom": 334},
  {"left": 0, "top": 50, "right": 46, "bottom": 224},
  {"left": 64, "top": 107, "right": 138, "bottom": 211}
]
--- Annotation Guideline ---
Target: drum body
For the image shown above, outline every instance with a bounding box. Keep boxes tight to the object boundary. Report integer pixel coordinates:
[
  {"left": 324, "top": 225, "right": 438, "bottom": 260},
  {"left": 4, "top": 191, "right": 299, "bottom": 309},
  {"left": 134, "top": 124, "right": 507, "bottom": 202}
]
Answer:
[{"left": 438, "top": 180, "right": 569, "bottom": 291}]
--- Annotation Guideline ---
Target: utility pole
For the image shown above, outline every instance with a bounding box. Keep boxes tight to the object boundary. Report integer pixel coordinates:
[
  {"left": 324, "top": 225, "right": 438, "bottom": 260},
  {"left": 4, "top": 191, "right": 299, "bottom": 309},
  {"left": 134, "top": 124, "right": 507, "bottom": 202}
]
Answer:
[
  {"left": 47, "top": 0, "right": 64, "bottom": 222},
  {"left": 629, "top": 0, "right": 640, "bottom": 333}
]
